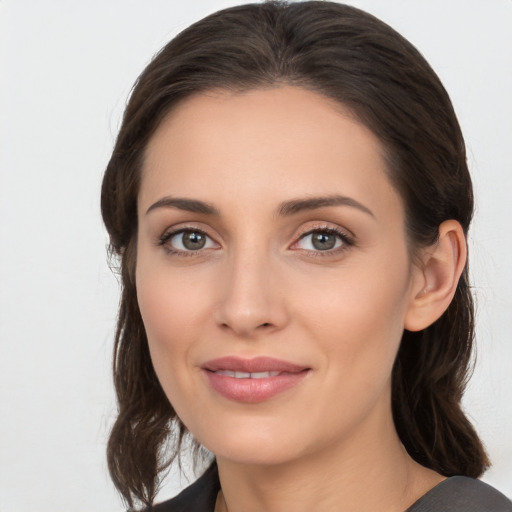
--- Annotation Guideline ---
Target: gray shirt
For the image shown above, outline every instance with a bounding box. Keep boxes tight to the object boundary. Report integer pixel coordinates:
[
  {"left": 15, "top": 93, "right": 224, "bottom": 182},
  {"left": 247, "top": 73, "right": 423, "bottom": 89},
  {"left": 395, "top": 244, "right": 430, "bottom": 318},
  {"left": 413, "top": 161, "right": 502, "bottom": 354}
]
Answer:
[
  {"left": 152, "top": 463, "right": 512, "bottom": 511},
  {"left": 406, "top": 476, "right": 512, "bottom": 511}
]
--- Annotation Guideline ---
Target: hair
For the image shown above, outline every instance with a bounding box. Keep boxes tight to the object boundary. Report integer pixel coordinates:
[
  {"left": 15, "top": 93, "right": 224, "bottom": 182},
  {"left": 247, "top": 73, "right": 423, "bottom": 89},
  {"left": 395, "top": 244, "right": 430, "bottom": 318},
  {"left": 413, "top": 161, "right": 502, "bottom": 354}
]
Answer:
[{"left": 101, "top": 1, "right": 489, "bottom": 508}]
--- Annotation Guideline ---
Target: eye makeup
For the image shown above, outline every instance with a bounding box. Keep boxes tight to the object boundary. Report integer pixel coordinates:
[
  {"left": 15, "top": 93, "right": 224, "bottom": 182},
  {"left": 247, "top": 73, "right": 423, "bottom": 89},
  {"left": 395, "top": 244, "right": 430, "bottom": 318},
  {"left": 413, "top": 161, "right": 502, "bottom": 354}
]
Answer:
[{"left": 156, "top": 221, "right": 356, "bottom": 260}]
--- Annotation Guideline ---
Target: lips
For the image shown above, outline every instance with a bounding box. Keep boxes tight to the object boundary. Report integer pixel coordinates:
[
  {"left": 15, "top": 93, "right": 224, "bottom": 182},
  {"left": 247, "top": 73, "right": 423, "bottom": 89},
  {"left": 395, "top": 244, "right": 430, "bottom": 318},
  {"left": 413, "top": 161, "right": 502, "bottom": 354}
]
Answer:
[{"left": 201, "top": 356, "right": 310, "bottom": 403}]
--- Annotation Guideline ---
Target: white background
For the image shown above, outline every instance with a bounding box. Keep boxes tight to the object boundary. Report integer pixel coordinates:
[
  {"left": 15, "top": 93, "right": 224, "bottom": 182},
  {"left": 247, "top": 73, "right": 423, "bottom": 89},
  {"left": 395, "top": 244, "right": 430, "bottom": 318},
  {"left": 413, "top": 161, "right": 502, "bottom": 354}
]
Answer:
[{"left": 1, "top": 1, "right": 511, "bottom": 510}]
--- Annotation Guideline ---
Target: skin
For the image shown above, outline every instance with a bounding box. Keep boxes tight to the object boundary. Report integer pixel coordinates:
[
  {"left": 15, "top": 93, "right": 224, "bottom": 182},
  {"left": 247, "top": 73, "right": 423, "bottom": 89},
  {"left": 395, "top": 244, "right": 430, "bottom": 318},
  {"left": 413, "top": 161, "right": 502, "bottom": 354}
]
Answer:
[{"left": 136, "top": 86, "right": 464, "bottom": 511}]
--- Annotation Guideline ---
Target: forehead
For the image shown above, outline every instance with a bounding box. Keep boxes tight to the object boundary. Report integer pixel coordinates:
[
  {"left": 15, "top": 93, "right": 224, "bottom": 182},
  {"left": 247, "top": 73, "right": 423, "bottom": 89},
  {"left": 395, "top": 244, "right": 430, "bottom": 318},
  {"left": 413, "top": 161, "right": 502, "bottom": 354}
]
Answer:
[{"left": 139, "top": 86, "right": 403, "bottom": 222}]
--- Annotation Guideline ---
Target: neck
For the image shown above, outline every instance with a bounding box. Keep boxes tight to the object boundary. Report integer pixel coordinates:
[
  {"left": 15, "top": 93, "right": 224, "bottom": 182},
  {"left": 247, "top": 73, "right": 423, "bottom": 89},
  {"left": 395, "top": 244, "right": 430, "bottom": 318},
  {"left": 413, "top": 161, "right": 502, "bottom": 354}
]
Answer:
[{"left": 215, "top": 411, "right": 443, "bottom": 512}]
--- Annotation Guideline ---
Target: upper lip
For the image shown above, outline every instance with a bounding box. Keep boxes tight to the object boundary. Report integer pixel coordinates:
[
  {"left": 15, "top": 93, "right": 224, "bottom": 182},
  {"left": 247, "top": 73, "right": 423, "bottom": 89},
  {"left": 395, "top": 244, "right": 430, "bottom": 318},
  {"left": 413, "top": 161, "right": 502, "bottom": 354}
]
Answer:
[{"left": 201, "top": 356, "right": 309, "bottom": 373}]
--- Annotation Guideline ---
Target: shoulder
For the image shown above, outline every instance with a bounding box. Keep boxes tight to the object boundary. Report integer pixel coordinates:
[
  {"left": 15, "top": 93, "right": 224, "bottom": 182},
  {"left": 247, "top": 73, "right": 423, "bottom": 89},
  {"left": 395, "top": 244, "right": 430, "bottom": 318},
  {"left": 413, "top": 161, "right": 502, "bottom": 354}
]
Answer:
[
  {"left": 149, "top": 463, "right": 220, "bottom": 512},
  {"left": 408, "top": 476, "right": 512, "bottom": 512}
]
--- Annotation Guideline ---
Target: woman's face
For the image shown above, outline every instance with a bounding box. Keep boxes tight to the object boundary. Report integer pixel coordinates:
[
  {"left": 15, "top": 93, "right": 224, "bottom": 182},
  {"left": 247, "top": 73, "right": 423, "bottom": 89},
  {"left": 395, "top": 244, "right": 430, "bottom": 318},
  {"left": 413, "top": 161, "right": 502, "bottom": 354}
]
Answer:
[{"left": 136, "top": 86, "right": 423, "bottom": 466}]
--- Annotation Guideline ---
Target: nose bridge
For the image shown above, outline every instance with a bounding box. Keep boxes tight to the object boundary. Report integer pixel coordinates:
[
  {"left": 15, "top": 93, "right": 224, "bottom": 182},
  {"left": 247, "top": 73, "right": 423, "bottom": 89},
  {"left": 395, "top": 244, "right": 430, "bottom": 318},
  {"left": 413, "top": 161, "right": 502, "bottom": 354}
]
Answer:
[{"left": 214, "top": 238, "right": 286, "bottom": 336}]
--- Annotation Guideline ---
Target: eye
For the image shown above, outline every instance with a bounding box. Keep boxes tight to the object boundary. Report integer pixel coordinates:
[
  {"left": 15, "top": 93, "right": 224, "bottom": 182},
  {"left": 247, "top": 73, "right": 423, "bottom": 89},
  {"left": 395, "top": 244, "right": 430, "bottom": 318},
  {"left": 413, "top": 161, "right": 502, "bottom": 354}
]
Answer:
[
  {"left": 294, "top": 228, "right": 351, "bottom": 252},
  {"left": 160, "top": 228, "right": 217, "bottom": 253}
]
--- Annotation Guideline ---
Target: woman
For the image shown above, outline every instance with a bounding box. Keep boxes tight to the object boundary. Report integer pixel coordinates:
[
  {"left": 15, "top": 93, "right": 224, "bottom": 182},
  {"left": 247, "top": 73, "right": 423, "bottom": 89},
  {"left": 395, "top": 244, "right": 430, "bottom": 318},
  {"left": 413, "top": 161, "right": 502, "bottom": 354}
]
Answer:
[{"left": 101, "top": 2, "right": 512, "bottom": 511}]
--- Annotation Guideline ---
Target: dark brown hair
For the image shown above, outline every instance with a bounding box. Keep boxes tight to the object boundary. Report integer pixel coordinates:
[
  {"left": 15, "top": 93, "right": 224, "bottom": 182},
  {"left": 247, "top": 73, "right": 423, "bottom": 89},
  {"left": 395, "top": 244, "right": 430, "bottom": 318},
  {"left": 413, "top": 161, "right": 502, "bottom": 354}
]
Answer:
[{"left": 101, "top": 1, "right": 488, "bottom": 508}]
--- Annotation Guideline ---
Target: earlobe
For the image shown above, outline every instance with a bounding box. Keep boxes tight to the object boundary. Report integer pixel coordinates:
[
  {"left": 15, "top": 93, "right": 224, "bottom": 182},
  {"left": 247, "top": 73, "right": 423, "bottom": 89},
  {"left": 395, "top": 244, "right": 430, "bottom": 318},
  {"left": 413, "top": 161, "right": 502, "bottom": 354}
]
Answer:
[{"left": 404, "top": 220, "right": 467, "bottom": 332}]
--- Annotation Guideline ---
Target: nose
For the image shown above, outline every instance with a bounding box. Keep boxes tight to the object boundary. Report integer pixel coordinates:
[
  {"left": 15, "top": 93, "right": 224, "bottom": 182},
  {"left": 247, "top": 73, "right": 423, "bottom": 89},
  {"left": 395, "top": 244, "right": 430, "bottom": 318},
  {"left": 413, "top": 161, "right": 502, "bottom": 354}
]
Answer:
[{"left": 213, "top": 248, "right": 288, "bottom": 338}]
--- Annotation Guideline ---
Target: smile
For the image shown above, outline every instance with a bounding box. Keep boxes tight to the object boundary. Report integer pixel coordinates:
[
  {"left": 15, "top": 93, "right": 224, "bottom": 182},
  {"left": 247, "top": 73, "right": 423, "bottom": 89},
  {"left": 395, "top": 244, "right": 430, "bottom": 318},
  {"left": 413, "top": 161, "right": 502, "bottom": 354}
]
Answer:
[{"left": 201, "top": 356, "right": 310, "bottom": 403}]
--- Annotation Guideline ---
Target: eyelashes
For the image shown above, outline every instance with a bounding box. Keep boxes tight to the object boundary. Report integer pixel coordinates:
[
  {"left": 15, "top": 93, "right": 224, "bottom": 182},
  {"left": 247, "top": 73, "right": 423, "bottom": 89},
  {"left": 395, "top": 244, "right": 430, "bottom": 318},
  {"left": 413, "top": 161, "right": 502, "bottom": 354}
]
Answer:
[
  {"left": 158, "top": 228, "right": 218, "bottom": 257},
  {"left": 293, "top": 227, "right": 354, "bottom": 254},
  {"left": 159, "top": 229, "right": 217, "bottom": 253},
  {"left": 158, "top": 224, "right": 355, "bottom": 258}
]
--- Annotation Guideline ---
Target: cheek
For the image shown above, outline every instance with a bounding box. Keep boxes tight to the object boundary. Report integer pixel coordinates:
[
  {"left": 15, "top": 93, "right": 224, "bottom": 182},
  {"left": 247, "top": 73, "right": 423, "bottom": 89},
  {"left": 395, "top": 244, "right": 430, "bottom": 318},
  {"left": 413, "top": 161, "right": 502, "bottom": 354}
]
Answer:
[
  {"left": 296, "top": 255, "right": 412, "bottom": 384},
  {"left": 135, "top": 257, "right": 212, "bottom": 394},
  {"left": 137, "top": 275, "right": 189, "bottom": 350},
  {"left": 286, "top": 263, "right": 411, "bottom": 443}
]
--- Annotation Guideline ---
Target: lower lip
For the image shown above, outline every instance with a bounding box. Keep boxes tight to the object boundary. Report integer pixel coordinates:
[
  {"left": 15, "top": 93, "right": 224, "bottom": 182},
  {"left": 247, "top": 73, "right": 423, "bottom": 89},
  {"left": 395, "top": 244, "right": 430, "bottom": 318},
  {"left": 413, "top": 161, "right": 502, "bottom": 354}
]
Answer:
[{"left": 203, "top": 370, "right": 309, "bottom": 403}]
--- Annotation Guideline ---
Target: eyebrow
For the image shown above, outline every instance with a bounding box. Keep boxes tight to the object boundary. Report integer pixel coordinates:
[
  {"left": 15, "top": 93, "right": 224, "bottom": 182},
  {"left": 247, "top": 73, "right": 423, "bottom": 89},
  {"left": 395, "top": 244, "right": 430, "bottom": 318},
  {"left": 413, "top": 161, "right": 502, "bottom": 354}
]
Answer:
[
  {"left": 146, "top": 197, "right": 220, "bottom": 216},
  {"left": 277, "top": 195, "right": 375, "bottom": 218},
  {"left": 145, "top": 194, "right": 374, "bottom": 218}
]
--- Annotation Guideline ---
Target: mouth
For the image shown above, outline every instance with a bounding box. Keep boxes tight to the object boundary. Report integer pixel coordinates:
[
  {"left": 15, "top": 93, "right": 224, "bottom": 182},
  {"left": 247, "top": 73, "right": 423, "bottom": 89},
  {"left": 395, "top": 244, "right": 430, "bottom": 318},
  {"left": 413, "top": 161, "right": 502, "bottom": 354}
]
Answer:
[
  {"left": 213, "top": 370, "right": 283, "bottom": 378},
  {"left": 201, "top": 356, "right": 310, "bottom": 403}
]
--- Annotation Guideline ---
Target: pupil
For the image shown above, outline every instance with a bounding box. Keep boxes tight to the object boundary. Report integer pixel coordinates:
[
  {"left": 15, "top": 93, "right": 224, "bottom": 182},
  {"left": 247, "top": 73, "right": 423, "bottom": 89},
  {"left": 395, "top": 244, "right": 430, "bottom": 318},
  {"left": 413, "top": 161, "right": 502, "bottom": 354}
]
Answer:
[
  {"left": 312, "top": 232, "right": 336, "bottom": 250},
  {"left": 183, "top": 232, "right": 206, "bottom": 250}
]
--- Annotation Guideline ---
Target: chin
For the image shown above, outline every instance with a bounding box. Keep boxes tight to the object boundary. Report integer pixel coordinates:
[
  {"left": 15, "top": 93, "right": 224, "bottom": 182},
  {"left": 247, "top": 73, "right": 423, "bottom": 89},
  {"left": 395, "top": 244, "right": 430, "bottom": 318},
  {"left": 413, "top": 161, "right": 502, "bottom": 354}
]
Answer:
[
  {"left": 193, "top": 417, "right": 312, "bottom": 467},
  {"left": 211, "top": 443, "right": 304, "bottom": 467}
]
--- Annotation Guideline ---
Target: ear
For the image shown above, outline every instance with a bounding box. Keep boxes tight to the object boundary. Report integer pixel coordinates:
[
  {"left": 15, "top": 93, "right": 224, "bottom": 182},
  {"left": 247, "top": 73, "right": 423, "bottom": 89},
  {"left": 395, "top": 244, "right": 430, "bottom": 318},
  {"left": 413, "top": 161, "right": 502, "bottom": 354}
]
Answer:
[{"left": 404, "top": 220, "right": 467, "bottom": 332}]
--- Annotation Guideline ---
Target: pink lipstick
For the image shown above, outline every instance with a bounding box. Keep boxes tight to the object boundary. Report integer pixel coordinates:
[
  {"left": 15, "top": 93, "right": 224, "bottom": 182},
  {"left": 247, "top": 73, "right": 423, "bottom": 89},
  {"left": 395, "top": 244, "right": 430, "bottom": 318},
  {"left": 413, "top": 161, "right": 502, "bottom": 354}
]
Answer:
[{"left": 201, "top": 356, "right": 310, "bottom": 403}]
